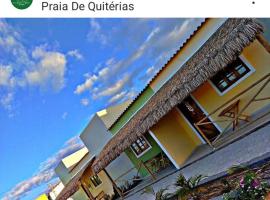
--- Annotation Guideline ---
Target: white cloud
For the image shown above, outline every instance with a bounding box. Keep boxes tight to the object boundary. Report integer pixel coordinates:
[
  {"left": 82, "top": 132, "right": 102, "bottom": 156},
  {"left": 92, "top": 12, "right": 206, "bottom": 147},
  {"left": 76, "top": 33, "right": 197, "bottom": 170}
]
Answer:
[
  {"left": 108, "top": 89, "right": 137, "bottom": 104},
  {"left": 146, "top": 66, "right": 155, "bottom": 76},
  {"left": 126, "top": 90, "right": 137, "bottom": 100},
  {"left": 76, "top": 19, "right": 204, "bottom": 106},
  {"left": 108, "top": 91, "right": 127, "bottom": 103},
  {"left": 0, "top": 92, "right": 14, "bottom": 111},
  {"left": 0, "top": 20, "right": 71, "bottom": 113},
  {"left": 0, "top": 19, "right": 33, "bottom": 68},
  {"left": 80, "top": 98, "right": 89, "bottom": 106},
  {"left": 0, "top": 65, "right": 15, "bottom": 87},
  {"left": 61, "top": 112, "right": 68, "bottom": 120},
  {"left": 93, "top": 74, "right": 130, "bottom": 99},
  {"left": 3, "top": 136, "right": 84, "bottom": 200},
  {"left": 25, "top": 46, "right": 67, "bottom": 91},
  {"left": 67, "top": 49, "right": 83, "bottom": 60},
  {"left": 87, "top": 19, "right": 107, "bottom": 45},
  {"left": 74, "top": 74, "right": 98, "bottom": 94}
]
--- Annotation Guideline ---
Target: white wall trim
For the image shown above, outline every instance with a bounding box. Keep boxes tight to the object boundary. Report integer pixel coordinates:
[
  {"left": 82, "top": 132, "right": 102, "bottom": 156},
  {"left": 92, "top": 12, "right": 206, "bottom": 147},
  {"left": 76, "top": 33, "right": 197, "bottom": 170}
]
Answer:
[
  {"left": 130, "top": 135, "right": 152, "bottom": 158},
  {"left": 148, "top": 130, "right": 180, "bottom": 169},
  {"left": 208, "top": 55, "right": 256, "bottom": 96},
  {"left": 176, "top": 108, "right": 206, "bottom": 144}
]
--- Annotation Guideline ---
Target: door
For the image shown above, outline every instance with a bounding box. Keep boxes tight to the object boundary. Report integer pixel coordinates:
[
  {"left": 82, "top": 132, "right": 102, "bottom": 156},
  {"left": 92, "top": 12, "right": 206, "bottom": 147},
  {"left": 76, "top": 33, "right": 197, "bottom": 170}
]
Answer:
[{"left": 178, "top": 96, "right": 220, "bottom": 143}]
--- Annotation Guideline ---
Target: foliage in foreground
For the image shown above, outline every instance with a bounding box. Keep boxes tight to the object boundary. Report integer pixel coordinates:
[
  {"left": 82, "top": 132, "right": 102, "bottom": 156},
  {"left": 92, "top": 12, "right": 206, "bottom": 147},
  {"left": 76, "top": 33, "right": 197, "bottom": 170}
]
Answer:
[
  {"left": 142, "top": 186, "right": 172, "bottom": 200},
  {"left": 223, "top": 171, "right": 270, "bottom": 200},
  {"left": 174, "top": 174, "right": 206, "bottom": 200}
]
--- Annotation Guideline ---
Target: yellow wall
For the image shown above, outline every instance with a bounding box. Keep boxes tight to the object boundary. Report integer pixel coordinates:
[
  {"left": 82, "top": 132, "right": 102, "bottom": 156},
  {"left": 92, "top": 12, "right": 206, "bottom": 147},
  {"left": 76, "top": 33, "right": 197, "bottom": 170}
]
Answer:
[
  {"left": 192, "top": 39, "right": 270, "bottom": 130},
  {"left": 81, "top": 167, "right": 114, "bottom": 198},
  {"left": 71, "top": 187, "right": 89, "bottom": 200},
  {"left": 55, "top": 148, "right": 89, "bottom": 185},
  {"left": 151, "top": 108, "right": 202, "bottom": 167},
  {"left": 35, "top": 194, "right": 48, "bottom": 200},
  {"left": 62, "top": 147, "right": 88, "bottom": 169}
]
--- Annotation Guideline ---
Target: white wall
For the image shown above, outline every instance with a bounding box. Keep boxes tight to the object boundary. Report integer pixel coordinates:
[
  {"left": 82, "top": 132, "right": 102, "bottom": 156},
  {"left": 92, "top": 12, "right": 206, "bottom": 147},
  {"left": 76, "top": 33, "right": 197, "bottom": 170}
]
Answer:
[
  {"left": 80, "top": 114, "right": 112, "bottom": 156},
  {"left": 80, "top": 114, "right": 137, "bottom": 187},
  {"left": 48, "top": 182, "right": 64, "bottom": 200},
  {"left": 54, "top": 161, "right": 72, "bottom": 185}
]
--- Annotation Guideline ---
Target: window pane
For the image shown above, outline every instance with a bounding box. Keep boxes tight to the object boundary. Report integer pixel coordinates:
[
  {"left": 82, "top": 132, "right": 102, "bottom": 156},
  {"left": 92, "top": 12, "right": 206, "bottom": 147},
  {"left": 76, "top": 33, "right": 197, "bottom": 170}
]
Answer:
[
  {"left": 218, "top": 80, "right": 228, "bottom": 90},
  {"left": 130, "top": 136, "right": 150, "bottom": 156},
  {"left": 236, "top": 65, "right": 247, "bottom": 75},
  {"left": 211, "top": 58, "right": 250, "bottom": 92},
  {"left": 226, "top": 72, "right": 237, "bottom": 81}
]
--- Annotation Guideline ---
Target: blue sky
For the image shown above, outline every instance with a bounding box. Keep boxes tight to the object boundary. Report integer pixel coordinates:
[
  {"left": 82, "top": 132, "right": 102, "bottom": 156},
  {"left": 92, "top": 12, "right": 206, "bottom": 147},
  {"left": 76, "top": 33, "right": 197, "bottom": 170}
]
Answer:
[{"left": 0, "top": 18, "right": 204, "bottom": 200}]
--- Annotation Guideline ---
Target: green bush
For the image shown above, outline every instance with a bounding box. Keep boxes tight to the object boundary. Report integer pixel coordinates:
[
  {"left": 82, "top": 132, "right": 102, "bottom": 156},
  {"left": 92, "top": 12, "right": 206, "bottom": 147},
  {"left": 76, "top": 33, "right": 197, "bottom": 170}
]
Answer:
[
  {"left": 174, "top": 174, "right": 206, "bottom": 200},
  {"left": 223, "top": 171, "right": 269, "bottom": 200}
]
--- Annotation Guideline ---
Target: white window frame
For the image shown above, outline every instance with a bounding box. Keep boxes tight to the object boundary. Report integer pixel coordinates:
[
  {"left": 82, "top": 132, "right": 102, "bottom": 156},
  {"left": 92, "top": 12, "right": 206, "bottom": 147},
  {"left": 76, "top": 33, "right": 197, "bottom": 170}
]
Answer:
[
  {"left": 208, "top": 55, "right": 255, "bottom": 96},
  {"left": 130, "top": 135, "right": 152, "bottom": 158},
  {"left": 176, "top": 94, "right": 222, "bottom": 144}
]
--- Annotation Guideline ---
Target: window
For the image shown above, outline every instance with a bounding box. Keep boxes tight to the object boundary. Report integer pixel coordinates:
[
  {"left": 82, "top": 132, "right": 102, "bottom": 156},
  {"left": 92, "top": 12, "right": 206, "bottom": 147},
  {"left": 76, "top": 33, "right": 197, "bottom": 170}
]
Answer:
[
  {"left": 130, "top": 136, "right": 151, "bottom": 157},
  {"left": 90, "top": 175, "right": 102, "bottom": 187},
  {"left": 210, "top": 58, "right": 251, "bottom": 93}
]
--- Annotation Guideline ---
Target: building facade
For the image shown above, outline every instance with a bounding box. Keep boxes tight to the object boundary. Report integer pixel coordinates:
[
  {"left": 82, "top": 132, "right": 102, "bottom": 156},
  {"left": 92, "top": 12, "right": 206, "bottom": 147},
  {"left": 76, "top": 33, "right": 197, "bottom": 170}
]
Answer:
[{"left": 92, "top": 18, "right": 270, "bottom": 181}]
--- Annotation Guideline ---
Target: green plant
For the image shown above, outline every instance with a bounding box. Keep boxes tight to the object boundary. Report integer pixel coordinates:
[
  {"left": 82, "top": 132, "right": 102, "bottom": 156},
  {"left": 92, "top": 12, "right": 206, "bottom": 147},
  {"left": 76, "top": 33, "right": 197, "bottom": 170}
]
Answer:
[
  {"left": 227, "top": 165, "right": 249, "bottom": 175},
  {"left": 142, "top": 186, "right": 172, "bottom": 200},
  {"left": 174, "top": 174, "right": 206, "bottom": 200},
  {"left": 223, "top": 171, "right": 270, "bottom": 200}
]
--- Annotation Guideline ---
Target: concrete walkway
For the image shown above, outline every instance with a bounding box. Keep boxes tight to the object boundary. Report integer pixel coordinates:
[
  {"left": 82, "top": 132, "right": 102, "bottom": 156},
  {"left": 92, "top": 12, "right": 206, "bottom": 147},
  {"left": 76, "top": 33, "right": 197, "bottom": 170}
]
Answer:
[{"left": 125, "top": 122, "right": 270, "bottom": 200}]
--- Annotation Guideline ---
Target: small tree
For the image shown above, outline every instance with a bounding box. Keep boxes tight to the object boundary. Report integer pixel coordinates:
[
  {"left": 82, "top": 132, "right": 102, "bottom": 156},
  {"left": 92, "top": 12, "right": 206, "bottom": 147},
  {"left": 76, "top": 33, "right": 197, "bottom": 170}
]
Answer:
[
  {"left": 175, "top": 174, "right": 206, "bottom": 200},
  {"left": 142, "top": 186, "right": 172, "bottom": 200}
]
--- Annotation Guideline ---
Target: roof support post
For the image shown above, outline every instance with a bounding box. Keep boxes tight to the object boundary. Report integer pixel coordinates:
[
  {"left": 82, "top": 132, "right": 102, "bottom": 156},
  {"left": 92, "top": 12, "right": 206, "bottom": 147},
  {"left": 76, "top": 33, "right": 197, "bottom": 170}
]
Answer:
[
  {"left": 80, "top": 180, "right": 95, "bottom": 200},
  {"left": 103, "top": 169, "right": 124, "bottom": 199}
]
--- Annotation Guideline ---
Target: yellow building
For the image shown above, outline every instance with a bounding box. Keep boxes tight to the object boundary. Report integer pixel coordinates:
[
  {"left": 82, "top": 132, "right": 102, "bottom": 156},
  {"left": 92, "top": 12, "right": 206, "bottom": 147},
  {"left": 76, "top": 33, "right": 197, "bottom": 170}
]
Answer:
[
  {"left": 92, "top": 18, "right": 270, "bottom": 177},
  {"left": 54, "top": 148, "right": 115, "bottom": 200},
  {"left": 36, "top": 194, "right": 49, "bottom": 200},
  {"left": 54, "top": 102, "right": 134, "bottom": 200}
]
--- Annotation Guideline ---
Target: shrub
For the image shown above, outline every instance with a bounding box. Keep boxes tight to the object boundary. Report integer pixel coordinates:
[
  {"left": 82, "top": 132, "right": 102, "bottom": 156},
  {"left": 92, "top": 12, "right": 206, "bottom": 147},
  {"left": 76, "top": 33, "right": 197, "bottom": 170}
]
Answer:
[
  {"left": 142, "top": 186, "right": 172, "bottom": 200},
  {"left": 174, "top": 174, "right": 206, "bottom": 200},
  {"left": 223, "top": 171, "right": 270, "bottom": 200}
]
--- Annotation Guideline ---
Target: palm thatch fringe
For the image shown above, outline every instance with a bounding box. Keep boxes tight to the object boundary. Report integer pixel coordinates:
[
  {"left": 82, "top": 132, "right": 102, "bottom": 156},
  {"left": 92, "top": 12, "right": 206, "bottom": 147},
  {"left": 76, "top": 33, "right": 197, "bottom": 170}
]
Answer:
[
  {"left": 92, "top": 18, "right": 263, "bottom": 174},
  {"left": 55, "top": 177, "right": 80, "bottom": 200}
]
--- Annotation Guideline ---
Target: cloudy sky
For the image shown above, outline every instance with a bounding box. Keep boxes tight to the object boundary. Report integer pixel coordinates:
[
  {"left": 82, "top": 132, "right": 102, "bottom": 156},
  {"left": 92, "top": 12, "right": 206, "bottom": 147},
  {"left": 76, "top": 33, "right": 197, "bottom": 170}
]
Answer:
[{"left": 0, "top": 18, "right": 204, "bottom": 200}]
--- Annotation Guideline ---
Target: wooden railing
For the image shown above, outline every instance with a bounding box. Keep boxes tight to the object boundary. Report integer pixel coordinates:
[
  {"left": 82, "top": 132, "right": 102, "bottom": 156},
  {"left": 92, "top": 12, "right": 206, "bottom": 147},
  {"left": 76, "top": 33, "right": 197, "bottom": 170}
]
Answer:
[
  {"left": 194, "top": 73, "right": 270, "bottom": 146},
  {"left": 112, "top": 152, "right": 171, "bottom": 196}
]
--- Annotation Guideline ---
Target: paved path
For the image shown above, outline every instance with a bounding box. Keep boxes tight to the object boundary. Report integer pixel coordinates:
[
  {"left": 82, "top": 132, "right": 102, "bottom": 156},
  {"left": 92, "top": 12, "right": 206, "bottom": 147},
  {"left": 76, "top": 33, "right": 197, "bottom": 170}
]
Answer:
[{"left": 125, "top": 123, "right": 270, "bottom": 200}]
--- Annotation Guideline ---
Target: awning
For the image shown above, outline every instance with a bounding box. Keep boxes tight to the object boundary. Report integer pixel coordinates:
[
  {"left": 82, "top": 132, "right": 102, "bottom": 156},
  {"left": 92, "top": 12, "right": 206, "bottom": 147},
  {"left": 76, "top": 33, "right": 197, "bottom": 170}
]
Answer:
[{"left": 92, "top": 18, "right": 263, "bottom": 174}]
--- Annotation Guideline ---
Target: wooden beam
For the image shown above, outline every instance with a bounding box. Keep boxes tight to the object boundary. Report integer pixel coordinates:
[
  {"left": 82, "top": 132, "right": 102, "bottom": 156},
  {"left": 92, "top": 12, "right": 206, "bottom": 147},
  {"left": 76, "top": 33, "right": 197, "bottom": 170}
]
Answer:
[{"left": 257, "top": 34, "right": 270, "bottom": 54}]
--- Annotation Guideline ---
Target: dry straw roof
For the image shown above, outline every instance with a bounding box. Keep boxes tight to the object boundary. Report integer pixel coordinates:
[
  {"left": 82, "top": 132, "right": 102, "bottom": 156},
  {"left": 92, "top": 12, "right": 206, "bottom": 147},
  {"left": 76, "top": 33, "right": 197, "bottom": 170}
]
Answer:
[
  {"left": 92, "top": 18, "right": 263, "bottom": 174},
  {"left": 108, "top": 19, "right": 206, "bottom": 130},
  {"left": 55, "top": 156, "right": 95, "bottom": 200}
]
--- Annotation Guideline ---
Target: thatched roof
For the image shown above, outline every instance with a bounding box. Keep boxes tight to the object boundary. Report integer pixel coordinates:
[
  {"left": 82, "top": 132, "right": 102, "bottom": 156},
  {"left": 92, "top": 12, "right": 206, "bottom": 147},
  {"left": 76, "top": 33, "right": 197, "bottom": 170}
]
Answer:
[
  {"left": 108, "top": 19, "right": 207, "bottom": 130},
  {"left": 56, "top": 156, "right": 95, "bottom": 200},
  {"left": 92, "top": 18, "right": 263, "bottom": 174}
]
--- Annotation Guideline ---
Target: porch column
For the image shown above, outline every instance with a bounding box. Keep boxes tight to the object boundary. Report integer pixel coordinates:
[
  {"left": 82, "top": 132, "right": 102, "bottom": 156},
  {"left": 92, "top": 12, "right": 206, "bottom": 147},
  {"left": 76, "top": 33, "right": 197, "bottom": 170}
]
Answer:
[
  {"left": 80, "top": 180, "right": 95, "bottom": 200},
  {"left": 103, "top": 169, "right": 124, "bottom": 199}
]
